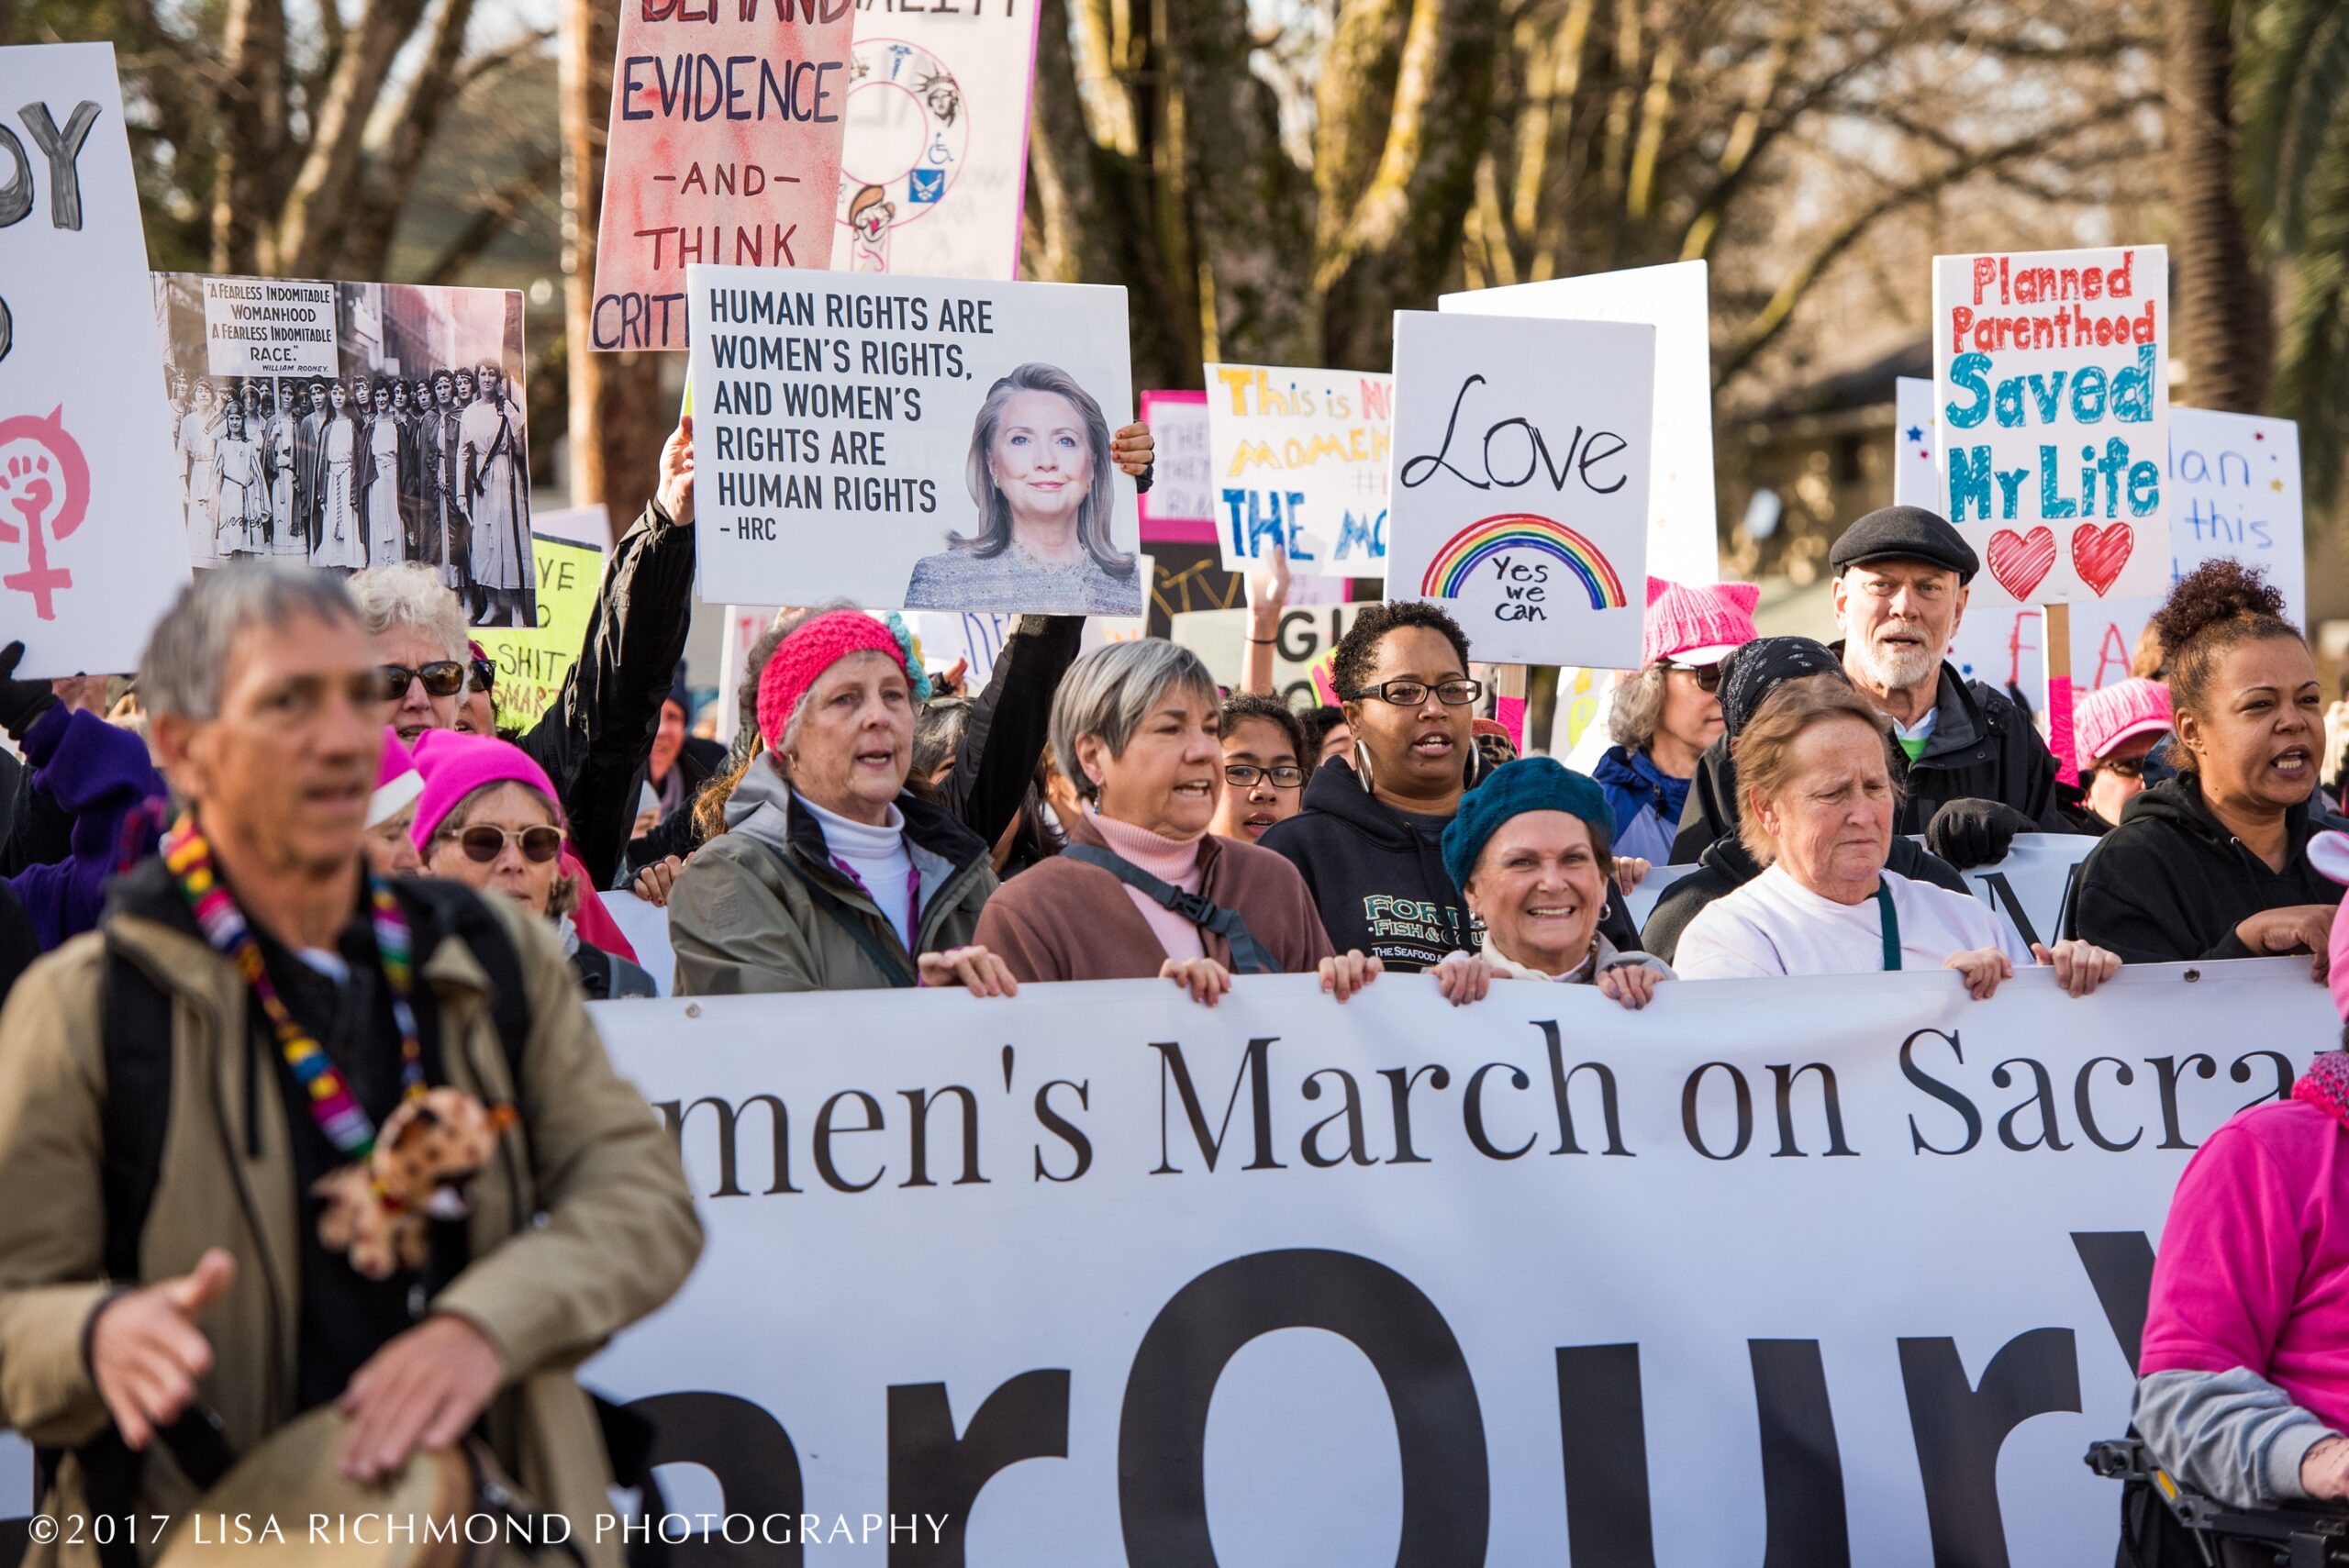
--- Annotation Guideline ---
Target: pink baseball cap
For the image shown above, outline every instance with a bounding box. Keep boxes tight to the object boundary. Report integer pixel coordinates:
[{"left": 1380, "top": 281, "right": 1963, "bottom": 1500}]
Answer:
[
  {"left": 2075, "top": 677, "right": 2172, "bottom": 764},
  {"left": 2308, "top": 832, "right": 2349, "bottom": 1025},
  {"left": 1643, "top": 577, "right": 1760, "bottom": 668},
  {"left": 368, "top": 728, "right": 423, "bottom": 829}
]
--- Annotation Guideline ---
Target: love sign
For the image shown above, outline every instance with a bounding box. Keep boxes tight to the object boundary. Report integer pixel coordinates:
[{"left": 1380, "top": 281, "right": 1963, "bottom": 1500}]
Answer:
[
  {"left": 1931, "top": 246, "right": 2169, "bottom": 605},
  {"left": 1383, "top": 310, "right": 1653, "bottom": 667}
]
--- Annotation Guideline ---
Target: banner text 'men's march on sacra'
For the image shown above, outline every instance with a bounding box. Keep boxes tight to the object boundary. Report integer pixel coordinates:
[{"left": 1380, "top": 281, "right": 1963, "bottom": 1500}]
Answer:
[{"left": 589, "top": 0, "right": 851, "bottom": 351}]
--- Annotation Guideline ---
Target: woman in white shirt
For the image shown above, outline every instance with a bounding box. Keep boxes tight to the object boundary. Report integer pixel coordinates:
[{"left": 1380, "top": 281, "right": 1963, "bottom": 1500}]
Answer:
[{"left": 1674, "top": 674, "right": 2121, "bottom": 997}]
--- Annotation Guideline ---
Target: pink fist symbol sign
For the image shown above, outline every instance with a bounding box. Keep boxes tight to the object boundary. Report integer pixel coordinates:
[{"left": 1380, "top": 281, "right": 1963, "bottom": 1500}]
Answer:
[{"left": 0, "top": 406, "right": 89, "bottom": 621}]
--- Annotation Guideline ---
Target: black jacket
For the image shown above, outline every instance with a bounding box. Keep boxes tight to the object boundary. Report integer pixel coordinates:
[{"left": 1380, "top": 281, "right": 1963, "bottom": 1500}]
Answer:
[
  {"left": 625, "top": 614, "right": 1084, "bottom": 874},
  {"left": 1670, "top": 654, "right": 2072, "bottom": 862},
  {"left": 515, "top": 499, "right": 695, "bottom": 890},
  {"left": 1641, "top": 832, "right": 1970, "bottom": 963},
  {"left": 2066, "top": 775, "right": 2345, "bottom": 962},
  {"left": 1258, "top": 757, "right": 1641, "bottom": 973}
]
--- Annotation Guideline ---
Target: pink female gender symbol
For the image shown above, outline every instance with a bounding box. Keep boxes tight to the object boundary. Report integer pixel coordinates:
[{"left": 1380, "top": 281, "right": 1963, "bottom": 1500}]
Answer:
[{"left": 0, "top": 406, "right": 90, "bottom": 621}]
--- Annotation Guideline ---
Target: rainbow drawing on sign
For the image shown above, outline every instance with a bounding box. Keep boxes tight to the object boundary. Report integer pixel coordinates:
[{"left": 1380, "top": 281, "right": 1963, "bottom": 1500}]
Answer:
[{"left": 1419, "top": 513, "right": 1626, "bottom": 610}]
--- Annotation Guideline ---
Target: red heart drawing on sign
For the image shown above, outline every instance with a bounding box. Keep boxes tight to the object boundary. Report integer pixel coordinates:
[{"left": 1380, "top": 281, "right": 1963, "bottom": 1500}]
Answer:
[
  {"left": 2071, "top": 523, "right": 2133, "bottom": 597},
  {"left": 1985, "top": 527, "right": 2056, "bottom": 601}
]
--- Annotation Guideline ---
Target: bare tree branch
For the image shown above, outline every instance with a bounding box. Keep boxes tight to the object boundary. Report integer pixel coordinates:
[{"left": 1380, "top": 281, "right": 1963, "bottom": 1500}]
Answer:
[{"left": 422, "top": 143, "right": 559, "bottom": 284}]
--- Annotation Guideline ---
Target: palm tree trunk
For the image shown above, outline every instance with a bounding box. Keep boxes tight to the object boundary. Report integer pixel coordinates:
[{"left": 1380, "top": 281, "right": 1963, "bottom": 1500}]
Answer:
[{"left": 2164, "top": 0, "right": 2270, "bottom": 412}]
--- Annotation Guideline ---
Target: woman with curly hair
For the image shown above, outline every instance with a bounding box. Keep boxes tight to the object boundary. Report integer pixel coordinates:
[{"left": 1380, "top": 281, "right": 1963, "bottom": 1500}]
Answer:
[{"left": 2070, "top": 560, "right": 2342, "bottom": 974}]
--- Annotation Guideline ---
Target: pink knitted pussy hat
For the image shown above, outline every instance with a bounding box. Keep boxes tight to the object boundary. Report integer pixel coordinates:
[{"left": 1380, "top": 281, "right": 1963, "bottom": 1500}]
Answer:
[
  {"left": 406, "top": 728, "right": 564, "bottom": 853},
  {"left": 2308, "top": 831, "right": 2349, "bottom": 1027},
  {"left": 1642, "top": 577, "right": 1761, "bottom": 668},
  {"left": 2074, "top": 677, "right": 2173, "bottom": 764},
  {"left": 755, "top": 609, "right": 930, "bottom": 754}
]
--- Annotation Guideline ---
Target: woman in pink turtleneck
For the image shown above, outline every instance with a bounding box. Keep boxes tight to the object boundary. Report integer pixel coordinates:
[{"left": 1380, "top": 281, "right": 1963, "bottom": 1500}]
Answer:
[{"left": 974, "top": 639, "right": 1380, "bottom": 1006}]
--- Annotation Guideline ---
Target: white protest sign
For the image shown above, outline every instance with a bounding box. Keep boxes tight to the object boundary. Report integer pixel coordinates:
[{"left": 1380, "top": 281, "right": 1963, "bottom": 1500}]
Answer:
[
  {"left": 829, "top": 5, "right": 1041, "bottom": 281},
  {"left": 1168, "top": 602, "right": 1364, "bottom": 706},
  {"left": 604, "top": 893, "right": 674, "bottom": 997},
  {"left": 1138, "top": 388, "right": 1212, "bottom": 539},
  {"left": 1203, "top": 362, "right": 1392, "bottom": 574},
  {"left": 1903, "top": 375, "right": 2306, "bottom": 699},
  {"left": 1441, "top": 259, "right": 1719, "bottom": 586},
  {"left": 0, "top": 44, "right": 190, "bottom": 676},
  {"left": 713, "top": 603, "right": 780, "bottom": 745},
  {"left": 581, "top": 962, "right": 2337, "bottom": 1565},
  {"left": 905, "top": 608, "right": 1019, "bottom": 686},
  {"left": 1932, "top": 246, "right": 2169, "bottom": 606},
  {"left": 531, "top": 503, "right": 613, "bottom": 551},
  {"left": 1385, "top": 310, "right": 1653, "bottom": 667},
  {"left": 687, "top": 266, "right": 1141, "bottom": 616},
  {"left": 199, "top": 276, "right": 338, "bottom": 377}
]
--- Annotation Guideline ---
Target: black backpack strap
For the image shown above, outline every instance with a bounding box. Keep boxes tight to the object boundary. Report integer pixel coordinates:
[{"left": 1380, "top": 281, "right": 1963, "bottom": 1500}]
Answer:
[
  {"left": 762, "top": 848, "right": 916, "bottom": 989},
  {"left": 1061, "top": 843, "right": 1278, "bottom": 975},
  {"left": 396, "top": 879, "right": 532, "bottom": 1077},
  {"left": 99, "top": 936, "right": 174, "bottom": 1284}
]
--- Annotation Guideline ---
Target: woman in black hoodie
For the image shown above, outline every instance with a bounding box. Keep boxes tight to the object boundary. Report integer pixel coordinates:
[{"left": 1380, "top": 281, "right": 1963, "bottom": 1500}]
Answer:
[
  {"left": 2071, "top": 561, "right": 2342, "bottom": 973},
  {"left": 1258, "top": 603, "right": 1642, "bottom": 970}
]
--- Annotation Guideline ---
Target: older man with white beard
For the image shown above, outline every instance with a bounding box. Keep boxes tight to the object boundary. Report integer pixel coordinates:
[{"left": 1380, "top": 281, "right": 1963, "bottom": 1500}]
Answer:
[{"left": 1669, "top": 505, "right": 2078, "bottom": 870}]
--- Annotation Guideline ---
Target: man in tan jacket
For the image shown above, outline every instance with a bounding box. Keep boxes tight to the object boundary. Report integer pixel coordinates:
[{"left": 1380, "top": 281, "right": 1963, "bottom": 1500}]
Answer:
[{"left": 0, "top": 564, "right": 702, "bottom": 1566}]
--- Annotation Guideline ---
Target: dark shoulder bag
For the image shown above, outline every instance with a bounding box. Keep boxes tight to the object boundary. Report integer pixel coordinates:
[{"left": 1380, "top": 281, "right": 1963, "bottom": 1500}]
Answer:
[{"left": 1060, "top": 844, "right": 1278, "bottom": 974}]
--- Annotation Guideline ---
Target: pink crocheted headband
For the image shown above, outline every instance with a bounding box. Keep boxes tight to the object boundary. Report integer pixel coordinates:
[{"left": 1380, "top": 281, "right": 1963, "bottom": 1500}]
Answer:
[{"left": 755, "top": 610, "right": 930, "bottom": 754}]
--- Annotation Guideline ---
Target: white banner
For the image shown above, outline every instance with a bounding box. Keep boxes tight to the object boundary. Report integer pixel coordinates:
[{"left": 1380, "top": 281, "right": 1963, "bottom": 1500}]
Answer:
[
  {"left": 0, "top": 43, "right": 189, "bottom": 676},
  {"left": 1204, "top": 362, "right": 1393, "bottom": 574},
  {"left": 1385, "top": 310, "right": 1653, "bottom": 668},
  {"left": 827, "top": 4, "right": 1041, "bottom": 281},
  {"left": 199, "top": 276, "right": 338, "bottom": 377},
  {"left": 584, "top": 962, "right": 2339, "bottom": 1563},
  {"left": 687, "top": 266, "right": 1141, "bottom": 616},
  {"left": 1932, "top": 246, "right": 2170, "bottom": 606}
]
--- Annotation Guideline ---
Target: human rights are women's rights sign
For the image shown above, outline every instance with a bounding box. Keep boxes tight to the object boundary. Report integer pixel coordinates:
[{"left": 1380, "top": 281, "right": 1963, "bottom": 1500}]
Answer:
[
  {"left": 1931, "top": 245, "right": 2170, "bottom": 605},
  {"left": 1382, "top": 310, "right": 1654, "bottom": 668},
  {"left": 685, "top": 264, "right": 1141, "bottom": 615}
]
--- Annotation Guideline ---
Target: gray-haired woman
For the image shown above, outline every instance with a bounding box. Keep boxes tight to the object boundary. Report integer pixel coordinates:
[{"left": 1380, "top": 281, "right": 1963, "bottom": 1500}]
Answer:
[
  {"left": 903, "top": 363, "right": 1154, "bottom": 616},
  {"left": 974, "top": 638, "right": 1380, "bottom": 1006}
]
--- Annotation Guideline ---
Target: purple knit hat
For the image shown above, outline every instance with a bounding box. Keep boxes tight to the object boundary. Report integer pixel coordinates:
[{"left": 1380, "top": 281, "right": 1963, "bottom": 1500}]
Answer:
[
  {"left": 1643, "top": 577, "right": 1761, "bottom": 667},
  {"left": 406, "top": 729, "right": 564, "bottom": 852}
]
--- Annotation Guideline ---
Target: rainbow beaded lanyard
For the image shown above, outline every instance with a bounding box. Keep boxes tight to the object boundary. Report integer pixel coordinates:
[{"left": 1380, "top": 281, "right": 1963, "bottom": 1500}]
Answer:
[{"left": 162, "top": 815, "right": 425, "bottom": 1158}]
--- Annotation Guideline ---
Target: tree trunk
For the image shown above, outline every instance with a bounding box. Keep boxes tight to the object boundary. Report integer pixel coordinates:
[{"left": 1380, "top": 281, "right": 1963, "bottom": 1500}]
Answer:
[
  {"left": 210, "top": 0, "right": 284, "bottom": 272},
  {"left": 561, "top": 0, "right": 664, "bottom": 539},
  {"left": 2164, "top": 0, "right": 2269, "bottom": 412}
]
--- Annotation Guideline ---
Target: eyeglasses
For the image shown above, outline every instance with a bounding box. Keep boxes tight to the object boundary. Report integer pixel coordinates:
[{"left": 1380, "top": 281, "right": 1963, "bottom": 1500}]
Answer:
[
  {"left": 2090, "top": 755, "right": 2147, "bottom": 780},
  {"left": 1224, "top": 763, "right": 1307, "bottom": 790},
  {"left": 449, "top": 824, "right": 566, "bottom": 864},
  {"left": 1665, "top": 661, "right": 1725, "bottom": 694},
  {"left": 375, "top": 662, "right": 467, "bottom": 702},
  {"left": 1353, "top": 678, "right": 1484, "bottom": 707}
]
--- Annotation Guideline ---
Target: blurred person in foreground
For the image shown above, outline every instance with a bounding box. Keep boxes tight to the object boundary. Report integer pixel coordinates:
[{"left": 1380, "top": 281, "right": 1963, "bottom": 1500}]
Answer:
[
  {"left": 0, "top": 564, "right": 699, "bottom": 1568},
  {"left": 1674, "top": 674, "right": 2119, "bottom": 997}
]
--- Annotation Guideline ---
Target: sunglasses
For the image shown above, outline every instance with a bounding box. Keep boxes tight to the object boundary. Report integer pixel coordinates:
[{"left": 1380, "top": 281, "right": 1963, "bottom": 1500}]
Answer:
[
  {"left": 449, "top": 824, "right": 567, "bottom": 864},
  {"left": 468, "top": 657, "right": 497, "bottom": 695},
  {"left": 2090, "top": 755, "right": 2147, "bottom": 780},
  {"left": 376, "top": 662, "right": 468, "bottom": 701},
  {"left": 1665, "top": 661, "right": 1725, "bottom": 694}
]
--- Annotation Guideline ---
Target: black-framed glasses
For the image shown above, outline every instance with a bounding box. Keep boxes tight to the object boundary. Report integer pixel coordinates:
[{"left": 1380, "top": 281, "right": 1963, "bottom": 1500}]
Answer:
[
  {"left": 1225, "top": 763, "right": 1307, "bottom": 790},
  {"left": 375, "top": 662, "right": 467, "bottom": 702},
  {"left": 1353, "top": 678, "right": 1484, "bottom": 707},
  {"left": 1665, "top": 661, "right": 1725, "bottom": 694},
  {"left": 451, "top": 824, "right": 566, "bottom": 864}
]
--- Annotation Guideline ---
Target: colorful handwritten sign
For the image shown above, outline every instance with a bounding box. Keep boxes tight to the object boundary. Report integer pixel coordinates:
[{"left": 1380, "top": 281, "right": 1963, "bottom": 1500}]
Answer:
[
  {"left": 1384, "top": 311, "right": 1653, "bottom": 667},
  {"left": 1441, "top": 260, "right": 1719, "bottom": 586},
  {"left": 685, "top": 265, "right": 1140, "bottom": 614},
  {"left": 827, "top": 3, "right": 1041, "bottom": 280},
  {"left": 1932, "top": 246, "right": 2169, "bottom": 605},
  {"left": 1138, "top": 388, "right": 1213, "bottom": 543},
  {"left": 471, "top": 528, "right": 606, "bottom": 727},
  {"left": 591, "top": 0, "right": 853, "bottom": 350},
  {"left": 0, "top": 44, "right": 188, "bottom": 675},
  {"left": 1205, "top": 362, "right": 1393, "bottom": 575}
]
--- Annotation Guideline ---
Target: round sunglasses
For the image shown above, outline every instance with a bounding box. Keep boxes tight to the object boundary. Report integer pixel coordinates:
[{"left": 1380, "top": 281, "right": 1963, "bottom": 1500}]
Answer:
[{"left": 448, "top": 824, "right": 567, "bottom": 864}]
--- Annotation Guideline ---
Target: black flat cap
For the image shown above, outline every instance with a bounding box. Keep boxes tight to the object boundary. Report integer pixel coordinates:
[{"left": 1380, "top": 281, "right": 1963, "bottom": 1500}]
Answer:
[{"left": 1828, "top": 505, "right": 1978, "bottom": 584}]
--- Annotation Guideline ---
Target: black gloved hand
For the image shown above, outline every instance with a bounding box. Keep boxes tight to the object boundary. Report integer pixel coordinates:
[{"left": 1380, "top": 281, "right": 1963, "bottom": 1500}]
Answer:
[
  {"left": 0, "top": 641, "right": 60, "bottom": 743},
  {"left": 1925, "top": 797, "right": 2033, "bottom": 871}
]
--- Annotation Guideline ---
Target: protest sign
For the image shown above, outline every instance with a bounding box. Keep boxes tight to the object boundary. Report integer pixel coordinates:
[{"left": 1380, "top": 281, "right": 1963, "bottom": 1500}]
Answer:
[
  {"left": 0, "top": 44, "right": 189, "bottom": 676},
  {"left": 1169, "top": 602, "right": 1364, "bottom": 706},
  {"left": 150, "top": 273, "right": 536, "bottom": 624},
  {"left": 1385, "top": 310, "right": 1653, "bottom": 667},
  {"left": 1204, "top": 362, "right": 1393, "bottom": 575},
  {"left": 713, "top": 603, "right": 781, "bottom": 745},
  {"left": 1902, "top": 375, "right": 2305, "bottom": 700},
  {"left": 685, "top": 265, "right": 1141, "bottom": 614},
  {"left": 1932, "top": 246, "right": 2169, "bottom": 606},
  {"left": 530, "top": 501, "right": 613, "bottom": 551},
  {"left": 470, "top": 529, "right": 607, "bottom": 728},
  {"left": 1441, "top": 259, "right": 1719, "bottom": 587},
  {"left": 197, "top": 276, "right": 337, "bottom": 377},
  {"left": 905, "top": 608, "right": 1019, "bottom": 686},
  {"left": 579, "top": 961, "right": 2338, "bottom": 1565},
  {"left": 590, "top": 0, "right": 852, "bottom": 350},
  {"left": 1138, "top": 389, "right": 1213, "bottom": 543},
  {"left": 827, "top": 4, "right": 1042, "bottom": 280}
]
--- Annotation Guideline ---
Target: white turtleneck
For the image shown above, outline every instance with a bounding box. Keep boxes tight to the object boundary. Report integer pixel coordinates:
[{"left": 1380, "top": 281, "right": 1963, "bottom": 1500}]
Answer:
[{"left": 793, "top": 791, "right": 916, "bottom": 951}]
